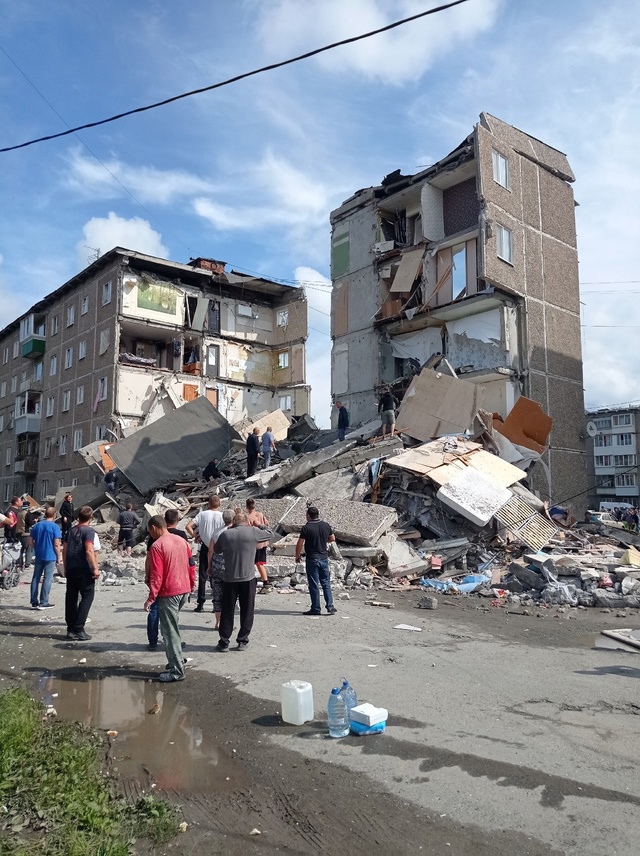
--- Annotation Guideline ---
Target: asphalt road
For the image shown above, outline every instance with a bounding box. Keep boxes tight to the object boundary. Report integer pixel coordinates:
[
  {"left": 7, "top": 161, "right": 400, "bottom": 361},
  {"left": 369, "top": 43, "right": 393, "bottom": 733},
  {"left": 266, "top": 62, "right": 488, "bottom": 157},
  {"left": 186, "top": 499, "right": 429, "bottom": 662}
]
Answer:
[{"left": 1, "top": 576, "right": 639, "bottom": 855}]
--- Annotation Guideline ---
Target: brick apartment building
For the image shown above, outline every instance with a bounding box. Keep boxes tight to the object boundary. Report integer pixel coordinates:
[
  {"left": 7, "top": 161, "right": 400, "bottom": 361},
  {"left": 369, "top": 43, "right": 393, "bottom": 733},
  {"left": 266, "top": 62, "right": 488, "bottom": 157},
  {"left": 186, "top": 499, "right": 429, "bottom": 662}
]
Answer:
[
  {"left": 329, "top": 113, "right": 586, "bottom": 507},
  {"left": 0, "top": 248, "right": 309, "bottom": 501}
]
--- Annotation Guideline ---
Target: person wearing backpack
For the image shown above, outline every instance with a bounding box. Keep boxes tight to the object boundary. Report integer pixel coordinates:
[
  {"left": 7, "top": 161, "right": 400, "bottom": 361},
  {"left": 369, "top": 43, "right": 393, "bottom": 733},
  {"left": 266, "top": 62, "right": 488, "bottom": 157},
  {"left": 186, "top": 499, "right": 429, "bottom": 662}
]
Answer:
[{"left": 62, "top": 506, "right": 100, "bottom": 641}]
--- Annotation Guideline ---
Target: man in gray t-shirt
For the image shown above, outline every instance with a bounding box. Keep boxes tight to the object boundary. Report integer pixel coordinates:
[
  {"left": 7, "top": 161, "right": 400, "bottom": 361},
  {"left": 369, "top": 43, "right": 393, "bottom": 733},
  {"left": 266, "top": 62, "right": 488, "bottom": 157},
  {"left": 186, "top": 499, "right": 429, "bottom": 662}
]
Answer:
[{"left": 214, "top": 512, "right": 272, "bottom": 651}]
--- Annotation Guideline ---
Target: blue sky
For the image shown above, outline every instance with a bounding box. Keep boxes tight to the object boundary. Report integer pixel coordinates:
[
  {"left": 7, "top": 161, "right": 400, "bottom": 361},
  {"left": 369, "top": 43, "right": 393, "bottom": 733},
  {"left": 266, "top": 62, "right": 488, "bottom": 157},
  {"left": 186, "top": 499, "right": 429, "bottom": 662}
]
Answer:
[{"left": 1, "top": 0, "right": 639, "bottom": 426}]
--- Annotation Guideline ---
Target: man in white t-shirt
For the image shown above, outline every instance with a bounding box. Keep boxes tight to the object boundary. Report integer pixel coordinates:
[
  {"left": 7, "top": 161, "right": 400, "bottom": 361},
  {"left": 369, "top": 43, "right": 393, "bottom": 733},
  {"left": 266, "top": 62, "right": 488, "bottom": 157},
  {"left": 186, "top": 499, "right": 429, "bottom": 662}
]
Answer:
[{"left": 186, "top": 495, "right": 225, "bottom": 613}]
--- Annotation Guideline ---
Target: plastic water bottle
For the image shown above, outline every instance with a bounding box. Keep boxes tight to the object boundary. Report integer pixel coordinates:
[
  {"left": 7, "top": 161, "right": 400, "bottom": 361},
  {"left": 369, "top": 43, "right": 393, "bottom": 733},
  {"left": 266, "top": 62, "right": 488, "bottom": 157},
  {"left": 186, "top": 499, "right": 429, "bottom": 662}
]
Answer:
[
  {"left": 327, "top": 687, "right": 349, "bottom": 738},
  {"left": 340, "top": 678, "right": 358, "bottom": 712}
]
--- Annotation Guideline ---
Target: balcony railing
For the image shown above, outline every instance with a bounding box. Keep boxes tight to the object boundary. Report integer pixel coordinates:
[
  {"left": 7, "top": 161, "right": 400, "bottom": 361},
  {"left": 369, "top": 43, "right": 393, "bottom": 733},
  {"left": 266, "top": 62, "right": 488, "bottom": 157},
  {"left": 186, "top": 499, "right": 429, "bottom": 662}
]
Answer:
[
  {"left": 14, "top": 414, "right": 41, "bottom": 435},
  {"left": 14, "top": 456, "right": 38, "bottom": 474}
]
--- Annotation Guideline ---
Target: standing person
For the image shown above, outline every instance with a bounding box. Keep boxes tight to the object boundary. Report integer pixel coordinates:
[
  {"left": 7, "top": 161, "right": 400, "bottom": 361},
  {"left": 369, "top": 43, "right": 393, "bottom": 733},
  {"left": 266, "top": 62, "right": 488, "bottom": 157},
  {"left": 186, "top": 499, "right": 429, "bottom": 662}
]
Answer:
[
  {"left": 59, "top": 493, "right": 74, "bottom": 540},
  {"left": 295, "top": 506, "right": 337, "bottom": 616},
  {"left": 336, "top": 401, "right": 349, "bottom": 442},
  {"left": 144, "top": 516, "right": 196, "bottom": 682},
  {"left": 29, "top": 506, "right": 62, "bottom": 610},
  {"left": 245, "top": 498, "right": 272, "bottom": 593},
  {"left": 378, "top": 387, "right": 399, "bottom": 438},
  {"left": 3, "top": 496, "right": 21, "bottom": 542},
  {"left": 261, "top": 426, "right": 276, "bottom": 469},
  {"left": 164, "top": 509, "right": 189, "bottom": 541},
  {"left": 144, "top": 509, "right": 191, "bottom": 651},
  {"left": 62, "top": 506, "right": 99, "bottom": 641},
  {"left": 214, "top": 512, "right": 273, "bottom": 652},
  {"left": 246, "top": 427, "right": 261, "bottom": 478},
  {"left": 186, "top": 495, "right": 225, "bottom": 612},
  {"left": 15, "top": 503, "right": 31, "bottom": 569},
  {"left": 116, "top": 502, "right": 141, "bottom": 556},
  {"left": 22, "top": 508, "right": 40, "bottom": 569},
  {"left": 207, "top": 508, "right": 235, "bottom": 631},
  {"left": 104, "top": 468, "right": 119, "bottom": 496}
]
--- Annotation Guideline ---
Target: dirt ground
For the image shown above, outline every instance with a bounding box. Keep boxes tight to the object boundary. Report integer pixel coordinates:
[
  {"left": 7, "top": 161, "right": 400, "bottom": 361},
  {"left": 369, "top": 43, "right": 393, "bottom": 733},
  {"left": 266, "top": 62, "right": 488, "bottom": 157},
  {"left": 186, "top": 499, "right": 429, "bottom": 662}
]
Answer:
[{"left": 1, "top": 576, "right": 639, "bottom": 856}]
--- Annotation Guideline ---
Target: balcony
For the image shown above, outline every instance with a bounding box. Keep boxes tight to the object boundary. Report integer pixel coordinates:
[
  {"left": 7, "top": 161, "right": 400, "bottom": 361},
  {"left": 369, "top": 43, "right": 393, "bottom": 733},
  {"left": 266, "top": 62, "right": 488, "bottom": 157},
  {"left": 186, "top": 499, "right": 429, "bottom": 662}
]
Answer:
[
  {"left": 21, "top": 335, "right": 46, "bottom": 359},
  {"left": 19, "top": 376, "right": 43, "bottom": 394},
  {"left": 15, "top": 414, "right": 41, "bottom": 435},
  {"left": 14, "top": 456, "right": 38, "bottom": 474}
]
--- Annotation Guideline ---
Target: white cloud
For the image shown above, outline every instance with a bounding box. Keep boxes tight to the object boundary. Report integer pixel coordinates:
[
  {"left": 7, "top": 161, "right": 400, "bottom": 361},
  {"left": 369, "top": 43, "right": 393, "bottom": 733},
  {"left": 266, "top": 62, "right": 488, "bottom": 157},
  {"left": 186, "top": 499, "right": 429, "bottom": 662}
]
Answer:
[
  {"left": 65, "top": 148, "right": 217, "bottom": 204},
  {"left": 76, "top": 213, "right": 169, "bottom": 268},
  {"left": 295, "top": 266, "right": 332, "bottom": 426},
  {"left": 254, "top": 0, "right": 503, "bottom": 85}
]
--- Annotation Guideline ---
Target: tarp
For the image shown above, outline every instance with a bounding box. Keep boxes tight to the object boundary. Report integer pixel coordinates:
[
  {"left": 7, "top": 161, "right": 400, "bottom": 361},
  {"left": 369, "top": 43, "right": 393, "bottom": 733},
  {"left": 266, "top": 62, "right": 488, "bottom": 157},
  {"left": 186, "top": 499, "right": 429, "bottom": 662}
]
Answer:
[
  {"left": 390, "top": 328, "right": 442, "bottom": 363},
  {"left": 445, "top": 308, "right": 502, "bottom": 345},
  {"left": 108, "top": 397, "right": 239, "bottom": 494}
]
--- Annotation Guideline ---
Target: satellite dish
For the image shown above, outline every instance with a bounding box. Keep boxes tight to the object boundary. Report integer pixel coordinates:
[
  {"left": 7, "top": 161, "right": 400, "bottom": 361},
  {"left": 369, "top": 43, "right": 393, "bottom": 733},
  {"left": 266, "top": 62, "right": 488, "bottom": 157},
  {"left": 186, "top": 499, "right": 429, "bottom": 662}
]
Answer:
[{"left": 586, "top": 421, "right": 599, "bottom": 437}]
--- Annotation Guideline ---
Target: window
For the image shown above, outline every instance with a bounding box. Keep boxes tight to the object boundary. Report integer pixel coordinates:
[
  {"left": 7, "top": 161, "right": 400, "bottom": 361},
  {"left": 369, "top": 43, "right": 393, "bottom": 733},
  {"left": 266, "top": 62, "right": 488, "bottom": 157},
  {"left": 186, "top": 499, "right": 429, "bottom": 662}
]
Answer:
[
  {"left": 5, "top": 448, "right": 11, "bottom": 466},
  {"left": 97, "top": 377, "right": 108, "bottom": 401},
  {"left": 496, "top": 224, "right": 513, "bottom": 264},
  {"left": 594, "top": 417, "right": 612, "bottom": 430},
  {"left": 49, "top": 355, "right": 57, "bottom": 375},
  {"left": 8, "top": 410, "right": 14, "bottom": 430},
  {"left": 279, "top": 394, "right": 292, "bottom": 411},
  {"left": 12, "top": 340, "right": 19, "bottom": 358},
  {"left": 615, "top": 473, "right": 637, "bottom": 487},
  {"left": 34, "top": 360, "right": 43, "bottom": 381},
  {"left": 10, "top": 376, "right": 17, "bottom": 393},
  {"left": 59, "top": 434, "right": 67, "bottom": 455},
  {"left": 73, "top": 429, "right": 83, "bottom": 451},
  {"left": 237, "top": 303, "right": 253, "bottom": 318},
  {"left": 277, "top": 351, "right": 289, "bottom": 369},
  {"left": 62, "top": 390, "right": 71, "bottom": 412},
  {"left": 452, "top": 243, "right": 467, "bottom": 300},
  {"left": 595, "top": 434, "right": 614, "bottom": 447},
  {"left": 51, "top": 315, "right": 59, "bottom": 335},
  {"left": 58, "top": 478, "right": 65, "bottom": 490},
  {"left": 614, "top": 454, "right": 636, "bottom": 466},
  {"left": 492, "top": 149, "right": 510, "bottom": 189},
  {"left": 43, "top": 437, "right": 52, "bottom": 458},
  {"left": 595, "top": 455, "right": 612, "bottom": 467},
  {"left": 46, "top": 396, "right": 54, "bottom": 417},
  {"left": 0, "top": 415, "right": 3, "bottom": 432},
  {"left": 71, "top": 477, "right": 78, "bottom": 487},
  {"left": 66, "top": 305, "right": 75, "bottom": 327},
  {"left": 0, "top": 381, "right": 5, "bottom": 397},
  {"left": 617, "top": 433, "right": 633, "bottom": 446},
  {"left": 102, "top": 281, "right": 112, "bottom": 305},
  {"left": 76, "top": 385, "right": 84, "bottom": 405},
  {"left": 96, "top": 425, "right": 108, "bottom": 441},
  {"left": 3, "top": 484, "right": 10, "bottom": 501},
  {"left": 612, "top": 413, "right": 632, "bottom": 427},
  {"left": 81, "top": 296, "right": 89, "bottom": 315},
  {"left": 41, "top": 479, "right": 49, "bottom": 497},
  {"left": 99, "top": 329, "right": 110, "bottom": 355},
  {"left": 78, "top": 340, "right": 87, "bottom": 360},
  {"left": 2, "top": 347, "right": 8, "bottom": 364},
  {"left": 277, "top": 309, "right": 289, "bottom": 327},
  {"left": 64, "top": 347, "right": 73, "bottom": 369}
]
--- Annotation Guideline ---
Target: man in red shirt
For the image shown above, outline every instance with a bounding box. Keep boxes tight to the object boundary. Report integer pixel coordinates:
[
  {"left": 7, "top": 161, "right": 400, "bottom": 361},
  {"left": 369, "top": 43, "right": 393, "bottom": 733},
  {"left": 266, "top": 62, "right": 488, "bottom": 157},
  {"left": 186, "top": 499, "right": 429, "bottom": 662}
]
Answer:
[{"left": 144, "top": 515, "right": 196, "bottom": 682}]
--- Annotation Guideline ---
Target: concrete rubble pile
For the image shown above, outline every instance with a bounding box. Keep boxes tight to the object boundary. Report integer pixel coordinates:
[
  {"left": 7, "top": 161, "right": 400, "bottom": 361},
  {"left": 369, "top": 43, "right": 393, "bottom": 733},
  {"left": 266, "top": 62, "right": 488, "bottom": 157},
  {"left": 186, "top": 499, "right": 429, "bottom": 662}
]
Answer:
[{"left": 72, "top": 368, "right": 640, "bottom": 610}]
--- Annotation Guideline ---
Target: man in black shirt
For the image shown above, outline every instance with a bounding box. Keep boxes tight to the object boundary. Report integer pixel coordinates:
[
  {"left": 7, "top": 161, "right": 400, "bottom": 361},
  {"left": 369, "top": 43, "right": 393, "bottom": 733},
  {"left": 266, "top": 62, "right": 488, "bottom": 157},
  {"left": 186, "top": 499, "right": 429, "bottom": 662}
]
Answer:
[
  {"left": 63, "top": 505, "right": 99, "bottom": 641},
  {"left": 59, "top": 493, "right": 74, "bottom": 539},
  {"left": 202, "top": 458, "right": 221, "bottom": 481},
  {"left": 117, "top": 503, "right": 141, "bottom": 556},
  {"left": 295, "top": 506, "right": 337, "bottom": 616},
  {"left": 378, "top": 387, "right": 399, "bottom": 438},
  {"left": 246, "top": 428, "right": 261, "bottom": 478}
]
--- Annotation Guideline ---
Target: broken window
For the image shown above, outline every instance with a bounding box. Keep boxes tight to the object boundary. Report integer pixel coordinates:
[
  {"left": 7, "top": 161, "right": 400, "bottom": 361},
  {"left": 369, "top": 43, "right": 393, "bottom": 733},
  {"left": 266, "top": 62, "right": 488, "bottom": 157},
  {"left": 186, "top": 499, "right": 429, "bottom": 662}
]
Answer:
[
  {"left": 277, "top": 351, "right": 289, "bottom": 369},
  {"left": 99, "top": 329, "right": 110, "bottom": 355},
  {"left": 492, "top": 150, "right": 510, "bottom": 190},
  {"left": 277, "top": 309, "right": 289, "bottom": 327},
  {"left": 59, "top": 434, "right": 67, "bottom": 455},
  {"left": 97, "top": 377, "right": 108, "bottom": 402},
  {"left": 206, "top": 345, "right": 220, "bottom": 378},
  {"left": 451, "top": 243, "right": 467, "bottom": 300},
  {"left": 207, "top": 301, "right": 221, "bottom": 334},
  {"left": 279, "top": 394, "right": 292, "bottom": 411},
  {"left": 496, "top": 224, "right": 513, "bottom": 264}
]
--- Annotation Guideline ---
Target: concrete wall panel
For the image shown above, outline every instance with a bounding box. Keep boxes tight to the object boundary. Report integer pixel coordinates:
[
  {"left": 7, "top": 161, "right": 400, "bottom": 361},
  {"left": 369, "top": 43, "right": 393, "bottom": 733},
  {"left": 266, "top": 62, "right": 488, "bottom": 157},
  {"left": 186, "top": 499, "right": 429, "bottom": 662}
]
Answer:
[
  {"left": 541, "top": 236, "right": 580, "bottom": 313},
  {"left": 544, "top": 307, "right": 584, "bottom": 381},
  {"left": 539, "top": 168, "right": 577, "bottom": 248},
  {"left": 524, "top": 228, "right": 544, "bottom": 300}
]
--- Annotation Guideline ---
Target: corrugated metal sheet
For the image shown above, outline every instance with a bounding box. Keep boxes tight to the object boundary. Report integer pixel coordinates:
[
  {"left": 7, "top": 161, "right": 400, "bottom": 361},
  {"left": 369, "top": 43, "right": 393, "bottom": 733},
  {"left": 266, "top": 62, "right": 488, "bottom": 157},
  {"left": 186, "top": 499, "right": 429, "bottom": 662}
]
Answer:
[
  {"left": 108, "top": 397, "right": 239, "bottom": 494},
  {"left": 494, "top": 494, "right": 557, "bottom": 552}
]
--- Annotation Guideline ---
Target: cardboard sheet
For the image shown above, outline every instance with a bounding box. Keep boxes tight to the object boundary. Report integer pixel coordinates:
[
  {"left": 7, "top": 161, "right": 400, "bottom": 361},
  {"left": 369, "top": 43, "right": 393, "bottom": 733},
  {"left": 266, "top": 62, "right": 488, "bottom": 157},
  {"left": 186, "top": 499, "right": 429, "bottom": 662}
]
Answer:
[
  {"left": 396, "top": 368, "right": 485, "bottom": 441},
  {"left": 389, "top": 246, "right": 425, "bottom": 294},
  {"left": 494, "top": 396, "right": 552, "bottom": 454}
]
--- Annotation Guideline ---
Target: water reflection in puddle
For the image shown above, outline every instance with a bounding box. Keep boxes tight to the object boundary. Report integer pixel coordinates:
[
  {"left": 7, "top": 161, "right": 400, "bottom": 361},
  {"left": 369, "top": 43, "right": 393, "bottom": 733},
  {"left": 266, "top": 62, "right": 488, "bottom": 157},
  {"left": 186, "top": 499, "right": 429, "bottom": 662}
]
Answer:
[{"left": 36, "top": 673, "right": 243, "bottom": 793}]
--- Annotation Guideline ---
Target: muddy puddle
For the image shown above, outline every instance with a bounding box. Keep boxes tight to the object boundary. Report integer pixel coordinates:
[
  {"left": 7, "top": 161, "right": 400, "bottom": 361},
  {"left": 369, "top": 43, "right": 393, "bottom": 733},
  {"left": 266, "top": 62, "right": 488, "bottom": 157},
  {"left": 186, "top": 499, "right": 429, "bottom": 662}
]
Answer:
[
  {"left": 577, "top": 628, "right": 640, "bottom": 652},
  {"left": 36, "top": 672, "right": 245, "bottom": 793}
]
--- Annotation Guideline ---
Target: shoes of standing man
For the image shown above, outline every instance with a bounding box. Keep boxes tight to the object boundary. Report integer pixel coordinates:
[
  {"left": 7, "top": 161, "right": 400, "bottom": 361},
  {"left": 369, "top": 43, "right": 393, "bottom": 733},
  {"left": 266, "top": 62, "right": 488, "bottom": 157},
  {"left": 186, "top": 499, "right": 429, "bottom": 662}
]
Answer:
[
  {"left": 193, "top": 604, "right": 204, "bottom": 613},
  {"left": 326, "top": 606, "right": 337, "bottom": 615},
  {"left": 216, "top": 640, "right": 229, "bottom": 653},
  {"left": 157, "top": 672, "right": 184, "bottom": 682},
  {"left": 303, "top": 609, "right": 321, "bottom": 616}
]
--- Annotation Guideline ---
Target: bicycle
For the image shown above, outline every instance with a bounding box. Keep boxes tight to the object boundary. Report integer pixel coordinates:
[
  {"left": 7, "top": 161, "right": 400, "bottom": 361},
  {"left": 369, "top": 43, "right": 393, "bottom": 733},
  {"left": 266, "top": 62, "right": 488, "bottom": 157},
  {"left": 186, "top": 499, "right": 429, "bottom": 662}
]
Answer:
[{"left": 1, "top": 540, "right": 22, "bottom": 590}]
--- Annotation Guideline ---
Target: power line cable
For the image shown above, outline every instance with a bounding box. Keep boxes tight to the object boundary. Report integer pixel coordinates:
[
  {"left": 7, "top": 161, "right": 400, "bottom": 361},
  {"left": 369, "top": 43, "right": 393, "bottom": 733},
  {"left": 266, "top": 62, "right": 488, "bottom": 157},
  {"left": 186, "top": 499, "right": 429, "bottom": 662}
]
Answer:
[{"left": 0, "top": 0, "right": 472, "bottom": 153}]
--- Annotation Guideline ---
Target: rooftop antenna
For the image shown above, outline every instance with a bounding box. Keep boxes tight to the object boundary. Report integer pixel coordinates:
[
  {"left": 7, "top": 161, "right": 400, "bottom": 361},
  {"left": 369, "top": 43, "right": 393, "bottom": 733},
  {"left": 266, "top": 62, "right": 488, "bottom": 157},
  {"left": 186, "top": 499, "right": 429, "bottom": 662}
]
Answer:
[{"left": 85, "top": 246, "right": 100, "bottom": 263}]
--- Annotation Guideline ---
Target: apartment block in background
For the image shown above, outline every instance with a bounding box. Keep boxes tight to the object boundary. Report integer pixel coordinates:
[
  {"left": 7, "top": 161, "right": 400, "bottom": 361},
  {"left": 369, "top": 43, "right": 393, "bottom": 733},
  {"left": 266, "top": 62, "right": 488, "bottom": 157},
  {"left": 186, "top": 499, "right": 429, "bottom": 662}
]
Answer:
[
  {"left": 329, "top": 112, "right": 586, "bottom": 508},
  {"left": 0, "top": 248, "right": 309, "bottom": 501},
  {"left": 585, "top": 407, "right": 640, "bottom": 508}
]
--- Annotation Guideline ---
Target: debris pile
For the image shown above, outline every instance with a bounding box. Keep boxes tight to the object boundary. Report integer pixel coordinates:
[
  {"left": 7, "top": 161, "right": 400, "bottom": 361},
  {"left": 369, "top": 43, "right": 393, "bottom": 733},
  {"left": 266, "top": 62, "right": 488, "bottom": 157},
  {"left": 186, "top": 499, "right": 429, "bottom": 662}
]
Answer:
[{"left": 68, "top": 369, "right": 640, "bottom": 609}]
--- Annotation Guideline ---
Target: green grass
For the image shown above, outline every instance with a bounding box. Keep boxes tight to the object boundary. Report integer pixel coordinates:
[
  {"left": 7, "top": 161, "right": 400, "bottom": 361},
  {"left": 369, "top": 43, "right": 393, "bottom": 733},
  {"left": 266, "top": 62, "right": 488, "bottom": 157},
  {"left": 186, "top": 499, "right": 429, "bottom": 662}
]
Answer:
[{"left": 0, "top": 688, "right": 180, "bottom": 855}]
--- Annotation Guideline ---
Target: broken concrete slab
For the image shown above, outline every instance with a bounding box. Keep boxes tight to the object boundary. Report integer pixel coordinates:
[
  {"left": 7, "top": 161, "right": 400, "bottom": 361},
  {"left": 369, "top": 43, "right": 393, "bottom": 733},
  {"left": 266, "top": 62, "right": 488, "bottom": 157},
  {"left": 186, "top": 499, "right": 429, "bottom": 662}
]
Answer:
[
  {"left": 313, "top": 437, "right": 403, "bottom": 475},
  {"left": 294, "top": 468, "right": 365, "bottom": 501},
  {"left": 245, "top": 440, "right": 360, "bottom": 494},
  {"left": 221, "top": 496, "right": 299, "bottom": 528},
  {"left": 279, "top": 499, "right": 397, "bottom": 546},
  {"left": 508, "top": 561, "right": 546, "bottom": 591},
  {"left": 108, "top": 397, "right": 239, "bottom": 495},
  {"left": 55, "top": 485, "right": 110, "bottom": 511},
  {"left": 233, "top": 408, "right": 290, "bottom": 442},
  {"left": 379, "top": 534, "right": 430, "bottom": 579},
  {"left": 396, "top": 367, "right": 485, "bottom": 442}
]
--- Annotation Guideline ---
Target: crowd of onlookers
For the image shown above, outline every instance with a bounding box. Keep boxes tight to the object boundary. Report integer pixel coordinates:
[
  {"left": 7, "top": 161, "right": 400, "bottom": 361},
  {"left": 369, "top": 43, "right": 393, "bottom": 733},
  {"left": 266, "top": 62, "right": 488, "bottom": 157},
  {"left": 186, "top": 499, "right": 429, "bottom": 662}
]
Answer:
[{"left": 611, "top": 506, "right": 640, "bottom": 533}]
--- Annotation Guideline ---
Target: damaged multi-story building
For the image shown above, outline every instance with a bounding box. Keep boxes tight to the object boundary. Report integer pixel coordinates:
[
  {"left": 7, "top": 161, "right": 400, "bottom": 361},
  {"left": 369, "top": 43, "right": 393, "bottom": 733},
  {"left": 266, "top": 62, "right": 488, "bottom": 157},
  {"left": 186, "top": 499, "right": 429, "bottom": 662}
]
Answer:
[
  {"left": 0, "top": 248, "right": 309, "bottom": 500},
  {"left": 330, "top": 112, "right": 587, "bottom": 506}
]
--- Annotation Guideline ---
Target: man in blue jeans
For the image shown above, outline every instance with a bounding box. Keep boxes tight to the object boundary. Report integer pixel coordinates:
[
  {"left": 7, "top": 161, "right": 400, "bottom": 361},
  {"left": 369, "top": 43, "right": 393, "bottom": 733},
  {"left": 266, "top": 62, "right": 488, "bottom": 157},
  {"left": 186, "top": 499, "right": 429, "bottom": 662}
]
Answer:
[
  {"left": 29, "top": 506, "right": 62, "bottom": 610},
  {"left": 295, "top": 506, "right": 337, "bottom": 616}
]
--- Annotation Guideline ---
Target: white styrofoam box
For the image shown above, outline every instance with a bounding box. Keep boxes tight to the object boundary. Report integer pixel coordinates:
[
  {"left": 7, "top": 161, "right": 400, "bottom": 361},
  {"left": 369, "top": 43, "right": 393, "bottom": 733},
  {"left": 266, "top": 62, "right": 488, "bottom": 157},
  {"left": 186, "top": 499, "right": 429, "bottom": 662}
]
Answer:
[{"left": 350, "top": 703, "right": 388, "bottom": 727}]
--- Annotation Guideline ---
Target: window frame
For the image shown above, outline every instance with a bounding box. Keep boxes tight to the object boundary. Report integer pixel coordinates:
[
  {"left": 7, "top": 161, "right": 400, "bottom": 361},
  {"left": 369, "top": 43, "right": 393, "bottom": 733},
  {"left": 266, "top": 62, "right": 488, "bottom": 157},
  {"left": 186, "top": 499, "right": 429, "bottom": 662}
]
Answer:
[
  {"left": 62, "top": 390, "right": 71, "bottom": 412},
  {"left": 73, "top": 429, "right": 83, "bottom": 451},
  {"left": 102, "top": 281, "right": 112, "bottom": 306},
  {"left": 66, "top": 305, "right": 75, "bottom": 327},
  {"left": 49, "top": 354, "right": 58, "bottom": 376},
  {"left": 492, "top": 149, "right": 510, "bottom": 190},
  {"left": 76, "top": 385, "right": 84, "bottom": 405},
  {"left": 59, "top": 434, "right": 67, "bottom": 455},
  {"left": 81, "top": 296, "right": 89, "bottom": 315},
  {"left": 496, "top": 224, "right": 513, "bottom": 264},
  {"left": 46, "top": 396, "right": 54, "bottom": 417},
  {"left": 78, "top": 340, "right": 87, "bottom": 360},
  {"left": 64, "top": 347, "right": 73, "bottom": 369}
]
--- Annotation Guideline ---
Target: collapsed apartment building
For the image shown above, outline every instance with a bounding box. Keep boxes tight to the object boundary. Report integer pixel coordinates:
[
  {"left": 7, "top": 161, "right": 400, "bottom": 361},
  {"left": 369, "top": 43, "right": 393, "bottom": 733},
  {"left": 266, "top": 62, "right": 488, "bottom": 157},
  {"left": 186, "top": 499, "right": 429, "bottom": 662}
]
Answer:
[
  {"left": 330, "top": 112, "right": 587, "bottom": 511},
  {"left": 0, "top": 248, "right": 309, "bottom": 500}
]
